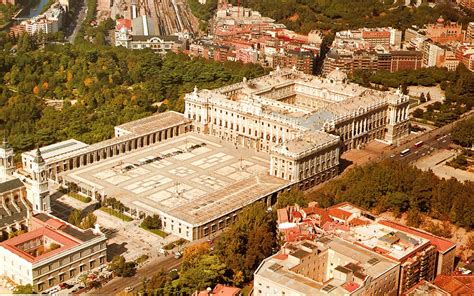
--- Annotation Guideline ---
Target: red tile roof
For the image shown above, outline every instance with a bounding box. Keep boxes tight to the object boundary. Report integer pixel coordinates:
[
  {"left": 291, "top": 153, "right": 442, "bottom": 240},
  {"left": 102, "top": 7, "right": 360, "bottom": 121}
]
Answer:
[
  {"left": 212, "top": 284, "right": 241, "bottom": 296},
  {"left": 0, "top": 227, "right": 79, "bottom": 263},
  {"left": 116, "top": 18, "right": 132, "bottom": 31},
  {"left": 378, "top": 220, "right": 456, "bottom": 253},
  {"left": 342, "top": 281, "right": 360, "bottom": 293},
  {"left": 328, "top": 208, "right": 352, "bottom": 221},
  {"left": 45, "top": 218, "right": 66, "bottom": 230},
  {"left": 433, "top": 275, "right": 474, "bottom": 295},
  {"left": 322, "top": 221, "right": 350, "bottom": 232},
  {"left": 349, "top": 218, "right": 370, "bottom": 227},
  {"left": 292, "top": 211, "right": 302, "bottom": 219}
]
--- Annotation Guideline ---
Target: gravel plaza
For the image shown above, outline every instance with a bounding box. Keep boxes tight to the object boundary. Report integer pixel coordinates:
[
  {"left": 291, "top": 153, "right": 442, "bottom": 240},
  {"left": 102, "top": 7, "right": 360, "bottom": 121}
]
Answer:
[{"left": 61, "top": 132, "right": 289, "bottom": 240}]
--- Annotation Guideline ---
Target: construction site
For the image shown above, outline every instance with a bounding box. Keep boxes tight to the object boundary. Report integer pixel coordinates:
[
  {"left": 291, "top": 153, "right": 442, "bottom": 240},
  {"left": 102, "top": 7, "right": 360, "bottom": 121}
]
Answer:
[{"left": 98, "top": 0, "right": 200, "bottom": 35}]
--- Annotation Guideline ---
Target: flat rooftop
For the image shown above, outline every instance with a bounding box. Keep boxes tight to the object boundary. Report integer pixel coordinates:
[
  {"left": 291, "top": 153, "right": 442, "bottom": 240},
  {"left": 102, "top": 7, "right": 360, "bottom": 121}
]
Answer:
[
  {"left": 256, "top": 237, "right": 398, "bottom": 295},
  {"left": 115, "top": 111, "right": 190, "bottom": 135},
  {"left": 378, "top": 220, "right": 456, "bottom": 254},
  {"left": 63, "top": 133, "right": 289, "bottom": 226},
  {"left": 23, "top": 139, "right": 89, "bottom": 161},
  {"left": 272, "top": 131, "right": 340, "bottom": 158},
  {"left": 339, "top": 221, "right": 430, "bottom": 261}
]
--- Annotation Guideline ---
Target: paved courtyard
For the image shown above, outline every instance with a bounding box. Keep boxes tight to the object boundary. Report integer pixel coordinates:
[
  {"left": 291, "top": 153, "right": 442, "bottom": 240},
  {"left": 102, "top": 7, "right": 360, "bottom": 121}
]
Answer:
[
  {"left": 93, "top": 209, "right": 172, "bottom": 261},
  {"left": 415, "top": 149, "right": 474, "bottom": 182},
  {"left": 341, "top": 140, "right": 391, "bottom": 167},
  {"left": 62, "top": 133, "right": 270, "bottom": 216}
]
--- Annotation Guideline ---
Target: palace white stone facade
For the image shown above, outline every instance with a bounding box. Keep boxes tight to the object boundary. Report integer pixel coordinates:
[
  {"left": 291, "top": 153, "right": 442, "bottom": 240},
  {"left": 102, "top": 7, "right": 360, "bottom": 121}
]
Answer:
[{"left": 184, "top": 67, "right": 409, "bottom": 185}]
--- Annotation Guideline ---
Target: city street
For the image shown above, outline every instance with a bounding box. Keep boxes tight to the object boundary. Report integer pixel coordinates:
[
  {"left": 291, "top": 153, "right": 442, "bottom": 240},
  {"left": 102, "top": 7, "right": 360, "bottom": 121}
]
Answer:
[
  {"left": 91, "top": 255, "right": 182, "bottom": 294},
  {"left": 389, "top": 134, "right": 453, "bottom": 163},
  {"left": 67, "top": 0, "right": 87, "bottom": 43}
]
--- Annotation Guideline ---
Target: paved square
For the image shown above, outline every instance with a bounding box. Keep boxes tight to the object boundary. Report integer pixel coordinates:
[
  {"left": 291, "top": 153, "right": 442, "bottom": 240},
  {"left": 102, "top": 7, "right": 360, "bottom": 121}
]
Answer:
[{"left": 62, "top": 133, "right": 274, "bottom": 216}]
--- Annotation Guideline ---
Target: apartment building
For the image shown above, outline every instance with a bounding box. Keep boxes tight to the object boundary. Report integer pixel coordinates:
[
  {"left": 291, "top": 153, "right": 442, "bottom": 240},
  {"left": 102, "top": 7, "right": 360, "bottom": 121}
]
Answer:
[
  {"left": 272, "top": 50, "right": 315, "bottom": 74},
  {"left": 22, "top": 3, "right": 65, "bottom": 35},
  {"left": 0, "top": 213, "right": 107, "bottom": 292},
  {"left": 254, "top": 237, "right": 400, "bottom": 295},
  {"left": 275, "top": 202, "right": 457, "bottom": 294},
  {"left": 467, "top": 22, "right": 474, "bottom": 43},
  {"left": 390, "top": 50, "right": 423, "bottom": 71}
]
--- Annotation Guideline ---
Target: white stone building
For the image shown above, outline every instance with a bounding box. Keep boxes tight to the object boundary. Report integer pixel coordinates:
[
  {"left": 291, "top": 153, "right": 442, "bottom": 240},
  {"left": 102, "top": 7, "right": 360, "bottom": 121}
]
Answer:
[{"left": 184, "top": 67, "right": 409, "bottom": 185}]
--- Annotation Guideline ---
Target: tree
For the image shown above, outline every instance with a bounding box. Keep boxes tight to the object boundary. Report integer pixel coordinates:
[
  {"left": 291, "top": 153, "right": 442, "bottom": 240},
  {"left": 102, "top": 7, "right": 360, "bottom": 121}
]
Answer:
[
  {"left": 275, "top": 189, "right": 307, "bottom": 209},
  {"left": 13, "top": 284, "right": 34, "bottom": 294},
  {"left": 406, "top": 208, "right": 423, "bottom": 227},
  {"left": 78, "top": 272, "right": 89, "bottom": 287},
  {"left": 177, "top": 254, "right": 227, "bottom": 293},
  {"left": 451, "top": 117, "right": 474, "bottom": 147},
  {"left": 142, "top": 270, "right": 169, "bottom": 294},
  {"left": 466, "top": 233, "right": 474, "bottom": 252},
  {"left": 214, "top": 202, "right": 276, "bottom": 283},
  {"left": 80, "top": 212, "right": 97, "bottom": 229},
  {"left": 108, "top": 255, "right": 137, "bottom": 277},
  {"left": 68, "top": 209, "right": 82, "bottom": 226},
  {"left": 401, "top": 83, "right": 409, "bottom": 95},
  {"left": 419, "top": 92, "right": 426, "bottom": 103},
  {"left": 412, "top": 108, "right": 424, "bottom": 118},
  {"left": 307, "top": 159, "right": 474, "bottom": 229},
  {"left": 141, "top": 215, "right": 162, "bottom": 230},
  {"left": 181, "top": 242, "right": 211, "bottom": 270},
  {"left": 423, "top": 220, "right": 453, "bottom": 238}
]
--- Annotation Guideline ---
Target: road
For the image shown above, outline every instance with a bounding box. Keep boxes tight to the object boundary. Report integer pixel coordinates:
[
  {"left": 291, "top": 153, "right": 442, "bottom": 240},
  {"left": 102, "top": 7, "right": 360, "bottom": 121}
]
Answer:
[
  {"left": 387, "top": 134, "right": 452, "bottom": 163},
  {"left": 67, "top": 0, "right": 87, "bottom": 43},
  {"left": 91, "top": 255, "right": 182, "bottom": 294},
  {"left": 379, "top": 111, "right": 474, "bottom": 164}
]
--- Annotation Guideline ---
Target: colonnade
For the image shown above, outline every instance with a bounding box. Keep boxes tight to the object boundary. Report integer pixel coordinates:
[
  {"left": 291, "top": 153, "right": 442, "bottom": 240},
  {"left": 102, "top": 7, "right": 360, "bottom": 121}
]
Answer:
[{"left": 47, "top": 124, "right": 190, "bottom": 180}]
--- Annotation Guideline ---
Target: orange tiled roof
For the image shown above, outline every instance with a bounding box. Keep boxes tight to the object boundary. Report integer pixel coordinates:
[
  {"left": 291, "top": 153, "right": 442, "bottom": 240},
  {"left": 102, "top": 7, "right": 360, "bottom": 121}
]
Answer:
[
  {"left": 349, "top": 218, "right": 370, "bottom": 227},
  {"left": 0, "top": 227, "right": 79, "bottom": 263},
  {"left": 328, "top": 208, "right": 352, "bottom": 221},
  {"left": 433, "top": 275, "right": 474, "bottom": 295},
  {"left": 212, "top": 284, "right": 241, "bottom": 296}
]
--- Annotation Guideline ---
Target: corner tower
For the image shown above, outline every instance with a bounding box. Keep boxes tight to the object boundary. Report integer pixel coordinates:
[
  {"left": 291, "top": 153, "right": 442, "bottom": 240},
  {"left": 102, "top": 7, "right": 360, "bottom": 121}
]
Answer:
[
  {"left": 27, "top": 148, "right": 51, "bottom": 213},
  {"left": 0, "top": 136, "right": 15, "bottom": 182}
]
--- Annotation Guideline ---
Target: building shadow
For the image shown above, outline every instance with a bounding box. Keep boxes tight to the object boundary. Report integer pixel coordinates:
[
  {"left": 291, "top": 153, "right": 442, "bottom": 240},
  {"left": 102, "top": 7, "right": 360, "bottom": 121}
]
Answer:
[
  {"left": 107, "top": 242, "right": 128, "bottom": 261},
  {"left": 50, "top": 191, "right": 99, "bottom": 221},
  {"left": 339, "top": 158, "right": 354, "bottom": 174}
]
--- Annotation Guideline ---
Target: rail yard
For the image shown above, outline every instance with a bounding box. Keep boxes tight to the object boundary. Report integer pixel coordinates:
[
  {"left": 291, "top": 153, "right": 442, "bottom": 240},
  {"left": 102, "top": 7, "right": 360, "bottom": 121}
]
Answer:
[{"left": 108, "top": 0, "right": 199, "bottom": 35}]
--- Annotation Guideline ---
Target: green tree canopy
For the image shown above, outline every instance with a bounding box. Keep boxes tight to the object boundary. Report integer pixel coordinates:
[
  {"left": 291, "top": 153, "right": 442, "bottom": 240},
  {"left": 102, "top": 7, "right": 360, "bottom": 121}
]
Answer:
[{"left": 13, "top": 284, "right": 35, "bottom": 294}]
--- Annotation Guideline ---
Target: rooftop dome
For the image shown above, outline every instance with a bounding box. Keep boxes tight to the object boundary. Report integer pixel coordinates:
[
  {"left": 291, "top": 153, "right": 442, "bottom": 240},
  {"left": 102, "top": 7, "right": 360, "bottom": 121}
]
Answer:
[
  {"left": 327, "top": 67, "right": 347, "bottom": 84},
  {"left": 437, "top": 16, "right": 444, "bottom": 24}
]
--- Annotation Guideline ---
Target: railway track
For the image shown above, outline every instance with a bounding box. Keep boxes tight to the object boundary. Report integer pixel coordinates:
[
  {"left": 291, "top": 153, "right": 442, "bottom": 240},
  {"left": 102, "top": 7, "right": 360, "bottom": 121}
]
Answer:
[{"left": 114, "top": 0, "right": 198, "bottom": 35}]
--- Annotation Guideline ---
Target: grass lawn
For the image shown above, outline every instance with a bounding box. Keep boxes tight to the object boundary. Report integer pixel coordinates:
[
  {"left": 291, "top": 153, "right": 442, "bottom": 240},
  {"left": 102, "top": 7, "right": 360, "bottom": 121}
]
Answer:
[
  {"left": 99, "top": 207, "right": 133, "bottom": 222},
  {"left": 68, "top": 192, "right": 91, "bottom": 203},
  {"left": 241, "top": 284, "right": 253, "bottom": 296},
  {"left": 140, "top": 225, "right": 168, "bottom": 238}
]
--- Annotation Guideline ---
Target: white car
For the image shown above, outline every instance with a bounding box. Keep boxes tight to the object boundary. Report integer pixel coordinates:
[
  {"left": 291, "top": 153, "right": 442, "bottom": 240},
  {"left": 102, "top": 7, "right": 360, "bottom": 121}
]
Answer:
[{"left": 125, "top": 286, "right": 134, "bottom": 292}]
